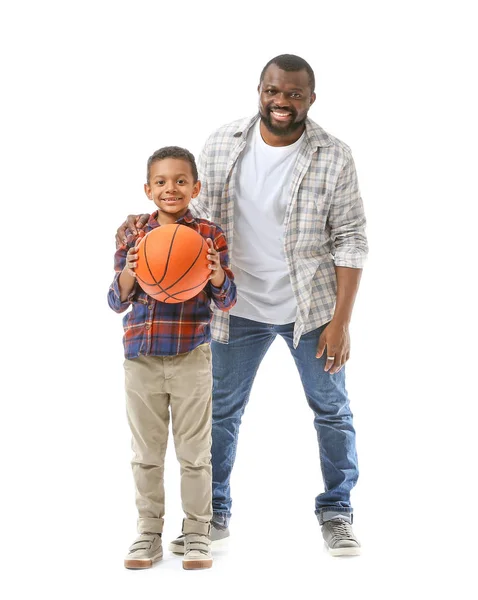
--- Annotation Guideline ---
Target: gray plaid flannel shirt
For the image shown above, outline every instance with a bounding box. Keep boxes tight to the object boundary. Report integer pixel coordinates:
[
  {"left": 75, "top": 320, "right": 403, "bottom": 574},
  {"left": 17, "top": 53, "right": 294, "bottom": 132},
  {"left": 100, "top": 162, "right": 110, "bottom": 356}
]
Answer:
[{"left": 190, "top": 114, "right": 368, "bottom": 347}]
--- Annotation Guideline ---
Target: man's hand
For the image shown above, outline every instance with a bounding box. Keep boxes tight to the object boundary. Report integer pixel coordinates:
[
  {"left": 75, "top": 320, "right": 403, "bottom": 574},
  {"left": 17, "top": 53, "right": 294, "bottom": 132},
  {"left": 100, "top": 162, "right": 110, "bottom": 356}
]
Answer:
[
  {"left": 206, "top": 238, "right": 225, "bottom": 287},
  {"left": 316, "top": 320, "right": 350, "bottom": 374},
  {"left": 115, "top": 214, "right": 150, "bottom": 248}
]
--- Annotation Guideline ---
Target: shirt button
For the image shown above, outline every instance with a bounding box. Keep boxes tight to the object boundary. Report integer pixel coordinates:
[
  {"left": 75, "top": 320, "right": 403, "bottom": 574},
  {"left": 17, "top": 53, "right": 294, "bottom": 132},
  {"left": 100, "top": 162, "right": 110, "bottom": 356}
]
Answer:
[
  {"left": 145, "top": 324, "right": 150, "bottom": 330},
  {"left": 148, "top": 305, "right": 153, "bottom": 310}
]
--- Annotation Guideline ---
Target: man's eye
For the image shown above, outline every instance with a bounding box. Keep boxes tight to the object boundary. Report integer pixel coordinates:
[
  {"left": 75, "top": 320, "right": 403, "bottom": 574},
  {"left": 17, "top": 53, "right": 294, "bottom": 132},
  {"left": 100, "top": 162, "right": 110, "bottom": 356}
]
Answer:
[
  {"left": 266, "top": 90, "right": 276, "bottom": 95},
  {"left": 290, "top": 93, "right": 301, "bottom": 99}
]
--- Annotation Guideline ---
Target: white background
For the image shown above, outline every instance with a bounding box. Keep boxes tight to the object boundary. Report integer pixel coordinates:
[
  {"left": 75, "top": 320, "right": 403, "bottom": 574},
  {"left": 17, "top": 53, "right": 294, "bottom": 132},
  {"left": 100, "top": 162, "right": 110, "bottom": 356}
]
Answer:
[{"left": 1, "top": 1, "right": 477, "bottom": 598}]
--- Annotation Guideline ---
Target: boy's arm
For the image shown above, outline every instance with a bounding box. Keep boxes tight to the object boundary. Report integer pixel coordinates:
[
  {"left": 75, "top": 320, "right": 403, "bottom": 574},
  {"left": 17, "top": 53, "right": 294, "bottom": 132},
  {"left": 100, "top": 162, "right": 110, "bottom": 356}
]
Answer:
[
  {"left": 108, "top": 234, "right": 138, "bottom": 313},
  {"left": 208, "top": 226, "right": 236, "bottom": 311}
]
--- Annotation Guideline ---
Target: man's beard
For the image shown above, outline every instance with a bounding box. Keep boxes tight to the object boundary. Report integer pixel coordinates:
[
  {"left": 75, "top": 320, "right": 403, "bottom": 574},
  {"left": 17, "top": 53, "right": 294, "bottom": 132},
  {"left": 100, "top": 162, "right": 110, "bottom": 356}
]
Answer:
[{"left": 260, "top": 107, "right": 306, "bottom": 137}]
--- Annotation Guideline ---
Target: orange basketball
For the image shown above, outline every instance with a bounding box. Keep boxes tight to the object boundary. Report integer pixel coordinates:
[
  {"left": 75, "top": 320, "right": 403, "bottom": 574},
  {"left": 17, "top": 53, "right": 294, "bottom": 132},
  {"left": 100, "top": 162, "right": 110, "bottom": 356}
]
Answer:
[{"left": 135, "top": 224, "right": 210, "bottom": 303}]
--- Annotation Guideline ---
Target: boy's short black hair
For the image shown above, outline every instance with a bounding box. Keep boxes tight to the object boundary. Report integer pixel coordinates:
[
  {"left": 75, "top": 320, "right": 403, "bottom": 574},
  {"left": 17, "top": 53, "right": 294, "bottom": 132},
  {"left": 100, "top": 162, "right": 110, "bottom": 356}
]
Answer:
[
  {"left": 259, "top": 54, "right": 315, "bottom": 93},
  {"left": 146, "top": 146, "right": 198, "bottom": 183}
]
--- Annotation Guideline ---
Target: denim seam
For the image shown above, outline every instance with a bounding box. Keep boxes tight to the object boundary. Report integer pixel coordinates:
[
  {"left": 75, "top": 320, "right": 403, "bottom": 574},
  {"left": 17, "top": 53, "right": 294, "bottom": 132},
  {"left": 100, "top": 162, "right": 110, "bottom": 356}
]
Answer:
[
  {"left": 316, "top": 507, "right": 352, "bottom": 514},
  {"left": 219, "top": 330, "right": 276, "bottom": 516}
]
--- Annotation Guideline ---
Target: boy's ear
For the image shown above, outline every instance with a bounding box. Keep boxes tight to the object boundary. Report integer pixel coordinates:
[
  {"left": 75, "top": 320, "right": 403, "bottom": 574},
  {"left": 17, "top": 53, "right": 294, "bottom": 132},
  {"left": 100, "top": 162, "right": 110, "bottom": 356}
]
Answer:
[
  {"left": 191, "top": 180, "right": 201, "bottom": 198},
  {"left": 144, "top": 183, "right": 153, "bottom": 200}
]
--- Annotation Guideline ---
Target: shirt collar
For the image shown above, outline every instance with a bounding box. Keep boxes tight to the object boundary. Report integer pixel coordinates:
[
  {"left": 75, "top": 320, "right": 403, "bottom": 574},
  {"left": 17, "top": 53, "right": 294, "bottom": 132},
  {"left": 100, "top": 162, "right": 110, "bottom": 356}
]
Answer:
[
  {"left": 233, "top": 114, "right": 333, "bottom": 149},
  {"left": 148, "top": 209, "right": 196, "bottom": 228}
]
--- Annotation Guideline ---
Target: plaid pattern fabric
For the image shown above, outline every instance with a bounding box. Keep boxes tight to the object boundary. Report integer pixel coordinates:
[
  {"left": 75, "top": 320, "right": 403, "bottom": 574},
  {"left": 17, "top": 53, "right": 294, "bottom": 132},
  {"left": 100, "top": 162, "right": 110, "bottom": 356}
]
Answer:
[
  {"left": 190, "top": 114, "right": 368, "bottom": 347},
  {"left": 108, "top": 210, "right": 236, "bottom": 358}
]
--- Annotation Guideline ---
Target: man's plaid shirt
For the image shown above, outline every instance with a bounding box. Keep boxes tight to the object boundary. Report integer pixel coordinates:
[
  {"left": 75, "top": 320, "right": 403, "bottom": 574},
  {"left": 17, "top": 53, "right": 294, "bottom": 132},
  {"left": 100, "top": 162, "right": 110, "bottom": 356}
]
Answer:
[
  {"left": 108, "top": 210, "right": 236, "bottom": 358},
  {"left": 190, "top": 114, "right": 368, "bottom": 348}
]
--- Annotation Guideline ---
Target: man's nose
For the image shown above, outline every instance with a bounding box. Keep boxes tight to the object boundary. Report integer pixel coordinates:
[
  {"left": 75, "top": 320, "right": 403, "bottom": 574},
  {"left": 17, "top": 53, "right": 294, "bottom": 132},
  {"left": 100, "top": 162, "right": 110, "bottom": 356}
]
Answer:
[{"left": 271, "top": 92, "right": 292, "bottom": 107}]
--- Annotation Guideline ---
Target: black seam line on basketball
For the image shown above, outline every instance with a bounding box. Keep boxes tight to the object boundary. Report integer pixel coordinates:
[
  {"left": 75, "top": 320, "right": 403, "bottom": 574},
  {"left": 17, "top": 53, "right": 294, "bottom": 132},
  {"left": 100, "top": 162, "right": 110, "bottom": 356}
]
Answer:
[
  {"left": 145, "top": 224, "right": 181, "bottom": 289},
  {"left": 144, "top": 231, "right": 206, "bottom": 301},
  {"left": 147, "top": 275, "right": 210, "bottom": 300},
  {"left": 161, "top": 238, "right": 206, "bottom": 293}
]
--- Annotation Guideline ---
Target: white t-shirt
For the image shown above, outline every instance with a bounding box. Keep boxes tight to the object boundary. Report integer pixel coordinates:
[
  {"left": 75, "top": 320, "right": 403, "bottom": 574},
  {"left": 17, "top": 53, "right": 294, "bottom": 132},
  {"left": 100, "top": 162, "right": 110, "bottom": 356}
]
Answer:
[{"left": 230, "top": 120, "right": 304, "bottom": 324}]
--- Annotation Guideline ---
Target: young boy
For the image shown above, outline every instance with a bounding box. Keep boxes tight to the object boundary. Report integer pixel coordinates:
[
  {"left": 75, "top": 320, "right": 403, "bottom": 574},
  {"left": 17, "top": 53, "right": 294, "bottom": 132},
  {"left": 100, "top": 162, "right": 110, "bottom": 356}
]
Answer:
[{"left": 108, "top": 146, "right": 236, "bottom": 570}]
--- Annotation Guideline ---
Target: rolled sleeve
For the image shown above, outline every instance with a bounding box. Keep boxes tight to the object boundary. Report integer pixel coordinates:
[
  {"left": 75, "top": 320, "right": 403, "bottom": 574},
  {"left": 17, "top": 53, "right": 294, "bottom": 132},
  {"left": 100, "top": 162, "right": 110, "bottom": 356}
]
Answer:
[
  {"left": 209, "top": 271, "right": 236, "bottom": 311},
  {"left": 329, "top": 155, "right": 369, "bottom": 269},
  {"left": 107, "top": 236, "right": 138, "bottom": 313},
  {"left": 108, "top": 271, "right": 137, "bottom": 313}
]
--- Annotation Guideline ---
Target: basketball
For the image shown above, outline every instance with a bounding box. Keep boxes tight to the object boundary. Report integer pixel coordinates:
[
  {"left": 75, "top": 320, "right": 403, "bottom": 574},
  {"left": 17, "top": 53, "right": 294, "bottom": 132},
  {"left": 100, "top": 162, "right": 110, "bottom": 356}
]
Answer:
[{"left": 134, "top": 224, "right": 210, "bottom": 303}]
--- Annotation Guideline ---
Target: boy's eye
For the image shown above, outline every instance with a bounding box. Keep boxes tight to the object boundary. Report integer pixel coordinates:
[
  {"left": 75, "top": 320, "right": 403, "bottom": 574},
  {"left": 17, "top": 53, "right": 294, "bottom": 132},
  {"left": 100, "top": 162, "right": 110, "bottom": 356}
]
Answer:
[
  {"left": 156, "top": 180, "right": 165, "bottom": 185},
  {"left": 177, "top": 179, "right": 185, "bottom": 184}
]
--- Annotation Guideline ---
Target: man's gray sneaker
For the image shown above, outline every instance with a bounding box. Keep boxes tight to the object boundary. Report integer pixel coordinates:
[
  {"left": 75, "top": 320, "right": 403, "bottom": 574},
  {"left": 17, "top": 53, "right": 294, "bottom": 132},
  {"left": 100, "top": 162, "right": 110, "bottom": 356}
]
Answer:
[
  {"left": 322, "top": 518, "right": 361, "bottom": 556},
  {"left": 124, "top": 532, "right": 163, "bottom": 569},
  {"left": 169, "top": 523, "right": 229, "bottom": 554}
]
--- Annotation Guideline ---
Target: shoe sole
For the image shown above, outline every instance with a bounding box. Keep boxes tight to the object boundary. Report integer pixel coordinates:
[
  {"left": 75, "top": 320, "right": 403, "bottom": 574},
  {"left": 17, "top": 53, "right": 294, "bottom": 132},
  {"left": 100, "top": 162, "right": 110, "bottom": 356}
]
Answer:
[
  {"left": 182, "top": 559, "right": 213, "bottom": 570},
  {"left": 169, "top": 535, "right": 229, "bottom": 554},
  {"left": 124, "top": 552, "right": 163, "bottom": 569},
  {"left": 328, "top": 546, "right": 361, "bottom": 557}
]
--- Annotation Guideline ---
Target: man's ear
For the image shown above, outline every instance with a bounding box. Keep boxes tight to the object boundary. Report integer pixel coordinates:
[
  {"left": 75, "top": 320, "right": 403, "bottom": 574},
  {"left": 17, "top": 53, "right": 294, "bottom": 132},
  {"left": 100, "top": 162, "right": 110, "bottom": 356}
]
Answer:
[
  {"left": 310, "top": 92, "right": 317, "bottom": 106},
  {"left": 191, "top": 180, "right": 202, "bottom": 198}
]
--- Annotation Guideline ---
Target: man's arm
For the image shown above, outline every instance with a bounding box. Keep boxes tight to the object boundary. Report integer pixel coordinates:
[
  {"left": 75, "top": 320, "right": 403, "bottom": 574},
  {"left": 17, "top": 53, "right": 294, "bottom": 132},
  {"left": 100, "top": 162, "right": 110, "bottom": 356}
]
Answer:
[
  {"left": 189, "top": 141, "right": 211, "bottom": 220},
  {"left": 316, "top": 154, "right": 368, "bottom": 373},
  {"left": 316, "top": 266, "right": 362, "bottom": 373},
  {"left": 115, "top": 215, "right": 149, "bottom": 248}
]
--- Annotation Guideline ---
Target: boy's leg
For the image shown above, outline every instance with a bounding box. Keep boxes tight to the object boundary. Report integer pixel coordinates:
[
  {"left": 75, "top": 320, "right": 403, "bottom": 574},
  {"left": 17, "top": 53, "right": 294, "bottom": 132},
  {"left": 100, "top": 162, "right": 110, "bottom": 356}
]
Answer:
[
  {"left": 211, "top": 316, "right": 276, "bottom": 524},
  {"left": 277, "top": 323, "right": 359, "bottom": 523},
  {"left": 168, "top": 344, "right": 214, "bottom": 529},
  {"left": 168, "top": 344, "right": 214, "bottom": 569},
  {"left": 124, "top": 355, "right": 169, "bottom": 535}
]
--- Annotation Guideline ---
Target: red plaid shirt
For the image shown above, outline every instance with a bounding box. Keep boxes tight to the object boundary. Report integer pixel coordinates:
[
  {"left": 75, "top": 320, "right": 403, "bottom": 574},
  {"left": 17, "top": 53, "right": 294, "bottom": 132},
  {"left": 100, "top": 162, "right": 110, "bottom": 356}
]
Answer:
[{"left": 108, "top": 210, "right": 236, "bottom": 358}]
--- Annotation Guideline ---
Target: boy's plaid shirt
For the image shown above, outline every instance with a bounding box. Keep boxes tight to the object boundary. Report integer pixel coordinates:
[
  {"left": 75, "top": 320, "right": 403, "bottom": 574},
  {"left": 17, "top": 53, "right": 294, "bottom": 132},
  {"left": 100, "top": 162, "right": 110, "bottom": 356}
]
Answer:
[
  {"left": 108, "top": 210, "right": 236, "bottom": 358},
  {"left": 190, "top": 114, "right": 369, "bottom": 348}
]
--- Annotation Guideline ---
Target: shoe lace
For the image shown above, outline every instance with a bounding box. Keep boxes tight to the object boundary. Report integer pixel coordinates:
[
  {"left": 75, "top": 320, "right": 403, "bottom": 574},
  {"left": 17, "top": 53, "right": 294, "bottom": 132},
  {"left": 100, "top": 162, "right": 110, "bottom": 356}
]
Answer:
[{"left": 330, "top": 520, "right": 354, "bottom": 540}]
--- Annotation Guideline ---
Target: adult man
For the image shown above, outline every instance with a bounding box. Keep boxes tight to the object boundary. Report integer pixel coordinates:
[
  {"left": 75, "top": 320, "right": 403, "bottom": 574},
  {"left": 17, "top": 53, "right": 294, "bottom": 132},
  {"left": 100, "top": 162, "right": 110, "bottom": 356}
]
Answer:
[{"left": 116, "top": 54, "right": 368, "bottom": 556}]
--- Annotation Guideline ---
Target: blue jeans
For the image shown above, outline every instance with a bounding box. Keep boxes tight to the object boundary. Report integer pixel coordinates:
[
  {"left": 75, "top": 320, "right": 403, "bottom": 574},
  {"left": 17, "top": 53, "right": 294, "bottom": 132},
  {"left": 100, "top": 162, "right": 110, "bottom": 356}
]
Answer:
[{"left": 211, "top": 316, "right": 358, "bottom": 526}]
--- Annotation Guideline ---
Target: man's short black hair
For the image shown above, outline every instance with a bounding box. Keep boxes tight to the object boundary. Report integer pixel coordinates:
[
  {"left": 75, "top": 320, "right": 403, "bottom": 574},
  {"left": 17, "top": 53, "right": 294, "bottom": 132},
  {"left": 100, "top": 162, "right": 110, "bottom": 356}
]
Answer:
[
  {"left": 259, "top": 54, "right": 315, "bottom": 93},
  {"left": 146, "top": 146, "right": 198, "bottom": 183}
]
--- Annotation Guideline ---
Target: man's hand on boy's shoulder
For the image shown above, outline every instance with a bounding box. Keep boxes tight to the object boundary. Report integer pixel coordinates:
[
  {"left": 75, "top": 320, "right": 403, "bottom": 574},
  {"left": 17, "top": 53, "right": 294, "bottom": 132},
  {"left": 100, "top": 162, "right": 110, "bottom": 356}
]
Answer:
[{"left": 116, "top": 214, "right": 150, "bottom": 248}]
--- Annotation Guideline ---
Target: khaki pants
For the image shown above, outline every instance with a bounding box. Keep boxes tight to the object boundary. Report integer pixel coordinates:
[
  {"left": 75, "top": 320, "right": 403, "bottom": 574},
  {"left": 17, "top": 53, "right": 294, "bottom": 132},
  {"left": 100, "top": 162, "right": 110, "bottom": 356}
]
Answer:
[{"left": 124, "top": 344, "right": 212, "bottom": 536}]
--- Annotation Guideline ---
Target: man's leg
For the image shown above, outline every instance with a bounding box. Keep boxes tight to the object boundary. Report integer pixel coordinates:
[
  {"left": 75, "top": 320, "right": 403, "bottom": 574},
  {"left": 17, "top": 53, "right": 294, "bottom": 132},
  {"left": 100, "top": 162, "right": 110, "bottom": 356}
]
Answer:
[
  {"left": 211, "top": 316, "right": 276, "bottom": 525},
  {"left": 278, "top": 323, "right": 359, "bottom": 523}
]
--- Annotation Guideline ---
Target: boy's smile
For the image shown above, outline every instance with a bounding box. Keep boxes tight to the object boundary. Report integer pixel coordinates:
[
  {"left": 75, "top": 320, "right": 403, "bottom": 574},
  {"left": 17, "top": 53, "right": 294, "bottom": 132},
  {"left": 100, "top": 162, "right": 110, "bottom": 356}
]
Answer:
[{"left": 144, "top": 158, "right": 201, "bottom": 225}]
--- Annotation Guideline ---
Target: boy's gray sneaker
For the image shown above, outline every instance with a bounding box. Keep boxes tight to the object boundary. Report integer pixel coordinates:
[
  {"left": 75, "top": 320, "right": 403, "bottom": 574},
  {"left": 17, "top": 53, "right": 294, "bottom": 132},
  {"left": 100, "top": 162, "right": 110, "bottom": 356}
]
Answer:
[
  {"left": 124, "top": 532, "right": 163, "bottom": 569},
  {"left": 182, "top": 534, "right": 213, "bottom": 570},
  {"left": 322, "top": 518, "right": 361, "bottom": 556},
  {"left": 169, "top": 522, "right": 229, "bottom": 554}
]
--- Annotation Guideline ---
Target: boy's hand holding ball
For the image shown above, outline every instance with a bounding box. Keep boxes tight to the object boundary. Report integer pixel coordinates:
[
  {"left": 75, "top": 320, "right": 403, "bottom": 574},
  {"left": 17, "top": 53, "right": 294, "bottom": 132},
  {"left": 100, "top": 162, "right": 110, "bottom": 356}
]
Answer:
[{"left": 206, "top": 238, "right": 225, "bottom": 287}]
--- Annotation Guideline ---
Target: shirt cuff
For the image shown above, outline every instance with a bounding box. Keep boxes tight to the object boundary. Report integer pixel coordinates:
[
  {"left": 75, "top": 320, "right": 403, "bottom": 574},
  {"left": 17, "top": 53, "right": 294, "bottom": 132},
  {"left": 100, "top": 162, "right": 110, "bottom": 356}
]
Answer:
[
  {"left": 209, "top": 274, "right": 232, "bottom": 298},
  {"left": 334, "top": 249, "right": 367, "bottom": 269},
  {"left": 112, "top": 271, "right": 137, "bottom": 305}
]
